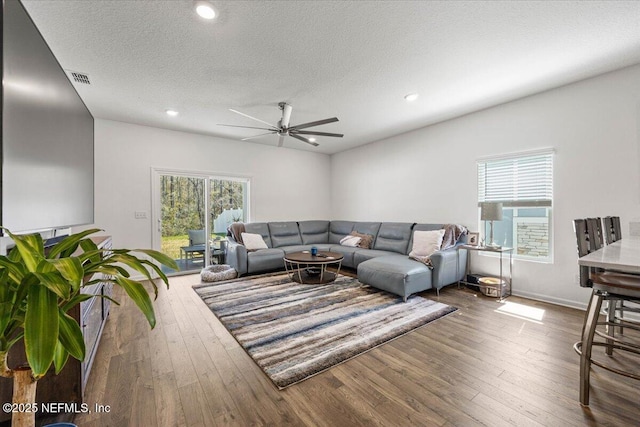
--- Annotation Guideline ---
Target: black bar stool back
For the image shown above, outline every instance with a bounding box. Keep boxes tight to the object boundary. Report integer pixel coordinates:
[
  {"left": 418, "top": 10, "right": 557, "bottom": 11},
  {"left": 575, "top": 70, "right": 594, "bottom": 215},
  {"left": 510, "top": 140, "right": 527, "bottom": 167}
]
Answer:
[{"left": 603, "top": 216, "right": 621, "bottom": 244}]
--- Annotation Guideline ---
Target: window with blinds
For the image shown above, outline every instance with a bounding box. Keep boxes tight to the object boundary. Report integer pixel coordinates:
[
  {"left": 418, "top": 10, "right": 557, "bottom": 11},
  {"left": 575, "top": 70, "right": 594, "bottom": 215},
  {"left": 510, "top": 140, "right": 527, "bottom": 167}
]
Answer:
[
  {"left": 477, "top": 150, "right": 554, "bottom": 261},
  {"left": 478, "top": 151, "right": 553, "bottom": 207}
]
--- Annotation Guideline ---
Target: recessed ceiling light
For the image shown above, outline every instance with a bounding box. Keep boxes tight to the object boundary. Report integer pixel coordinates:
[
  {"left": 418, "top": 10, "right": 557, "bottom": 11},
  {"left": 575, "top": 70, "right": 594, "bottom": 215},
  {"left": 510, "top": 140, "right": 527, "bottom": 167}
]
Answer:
[
  {"left": 309, "top": 137, "right": 317, "bottom": 142},
  {"left": 165, "top": 109, "right": 179, "bottom": 117},
  {"left": 195, "top": 2, "right": 216, "bottom": 20},
  {"left": 404, "top": 93, "right": 419, "bottom": 102}
]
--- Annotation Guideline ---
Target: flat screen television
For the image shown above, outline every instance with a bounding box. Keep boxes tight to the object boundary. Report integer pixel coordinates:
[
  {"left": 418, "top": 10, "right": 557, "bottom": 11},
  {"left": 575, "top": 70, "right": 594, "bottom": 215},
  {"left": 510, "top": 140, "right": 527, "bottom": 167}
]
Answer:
[{"left": 1, "top": 0, "right": 94, "bottom": 234}]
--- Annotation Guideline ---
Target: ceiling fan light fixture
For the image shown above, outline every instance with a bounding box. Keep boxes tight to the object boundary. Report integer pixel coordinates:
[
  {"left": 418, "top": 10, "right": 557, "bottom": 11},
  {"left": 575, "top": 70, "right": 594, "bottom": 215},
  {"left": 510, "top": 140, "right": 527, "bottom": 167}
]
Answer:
[
  {"left": 404, "top": 93, "right": 419, "bottom": 102},
  {"left": 195, "top": 2, "right": 216, "bottom": 20},
  {"left": 165, "top": 109, "right": 179, "bottom": 117},
  {"left": 219, "top": 102, "right": 343, "bottom": 148}
]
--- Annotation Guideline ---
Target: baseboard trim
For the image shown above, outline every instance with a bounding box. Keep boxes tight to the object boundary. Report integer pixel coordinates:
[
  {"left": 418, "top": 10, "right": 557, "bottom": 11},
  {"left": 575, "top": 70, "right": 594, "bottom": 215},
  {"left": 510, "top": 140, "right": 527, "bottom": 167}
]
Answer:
[
  {"left": 511, "top": 290, "right": 587, "bottom": 311},
  {"left": 512, "top": 290, "right": 640, "bottom": 322}
]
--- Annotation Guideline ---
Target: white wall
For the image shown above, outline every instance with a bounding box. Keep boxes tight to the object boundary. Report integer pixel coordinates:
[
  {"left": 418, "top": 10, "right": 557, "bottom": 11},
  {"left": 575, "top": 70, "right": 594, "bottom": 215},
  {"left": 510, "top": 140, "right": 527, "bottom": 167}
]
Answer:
[
  {"left": 331, "top": 64, "right": 640, "bottom": 309},
  {"left": 90, "top": 119, "right": 331, "bottom": 250}
]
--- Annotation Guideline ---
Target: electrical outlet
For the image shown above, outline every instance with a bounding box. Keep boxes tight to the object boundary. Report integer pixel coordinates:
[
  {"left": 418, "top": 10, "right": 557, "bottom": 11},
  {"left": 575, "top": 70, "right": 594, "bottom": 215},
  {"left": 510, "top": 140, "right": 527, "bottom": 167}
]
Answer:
[{"left": 134, "top": 211, "right": 147, "bottom": 219}]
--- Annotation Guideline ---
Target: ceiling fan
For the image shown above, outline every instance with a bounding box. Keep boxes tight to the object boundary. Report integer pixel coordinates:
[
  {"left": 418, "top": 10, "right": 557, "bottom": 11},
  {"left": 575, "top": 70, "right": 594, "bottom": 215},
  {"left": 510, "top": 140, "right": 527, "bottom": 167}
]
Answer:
[{"left": 218, "top": 102, "right": 343, "bottom": 147}]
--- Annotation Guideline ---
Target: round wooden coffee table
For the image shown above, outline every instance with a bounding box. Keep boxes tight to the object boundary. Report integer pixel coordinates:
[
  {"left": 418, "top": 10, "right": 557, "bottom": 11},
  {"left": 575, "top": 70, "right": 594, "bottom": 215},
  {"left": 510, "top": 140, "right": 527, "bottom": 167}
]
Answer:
[{"left": 284, "top": 251, "right": 344, "bottom": 284}]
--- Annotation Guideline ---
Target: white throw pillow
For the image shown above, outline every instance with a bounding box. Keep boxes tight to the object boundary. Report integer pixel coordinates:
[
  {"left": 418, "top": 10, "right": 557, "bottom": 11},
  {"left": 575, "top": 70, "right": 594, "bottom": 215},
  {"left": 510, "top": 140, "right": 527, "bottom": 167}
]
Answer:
[
  {"left": 339, "top": 235, "right": 362, "bottom": 247},
  {"left": 409, "top": 229, "right": 446, "bottom": 258},
  {"left": 241, "top": 232, "right": 268, "bottom": 251}
]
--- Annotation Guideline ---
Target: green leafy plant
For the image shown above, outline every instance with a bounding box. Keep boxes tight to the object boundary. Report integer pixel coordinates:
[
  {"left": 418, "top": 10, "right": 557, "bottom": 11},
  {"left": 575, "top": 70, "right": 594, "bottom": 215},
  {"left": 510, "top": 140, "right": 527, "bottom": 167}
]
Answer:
[{"left": 0, "top": 228, "right": 178, "bottom": 427}]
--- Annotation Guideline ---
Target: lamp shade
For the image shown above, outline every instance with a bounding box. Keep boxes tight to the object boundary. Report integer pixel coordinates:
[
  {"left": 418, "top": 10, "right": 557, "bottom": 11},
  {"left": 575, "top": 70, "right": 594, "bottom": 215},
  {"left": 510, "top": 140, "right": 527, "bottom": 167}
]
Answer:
[{"left": 481, "top": 202, "right": 503, "bottom": 221}]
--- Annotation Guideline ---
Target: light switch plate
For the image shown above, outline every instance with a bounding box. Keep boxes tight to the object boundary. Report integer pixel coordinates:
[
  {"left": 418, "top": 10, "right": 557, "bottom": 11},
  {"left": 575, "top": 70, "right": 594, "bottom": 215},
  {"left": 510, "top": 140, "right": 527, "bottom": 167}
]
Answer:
[{"left": 134, "top": 211, "right": 147, "bottom": 219}]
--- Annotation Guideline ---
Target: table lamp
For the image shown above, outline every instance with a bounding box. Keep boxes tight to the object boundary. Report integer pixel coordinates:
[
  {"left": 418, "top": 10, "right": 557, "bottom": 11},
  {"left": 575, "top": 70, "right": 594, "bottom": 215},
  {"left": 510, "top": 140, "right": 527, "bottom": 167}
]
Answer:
[{"left": 481, "top": 202, "right": 503, "bottom": 248}]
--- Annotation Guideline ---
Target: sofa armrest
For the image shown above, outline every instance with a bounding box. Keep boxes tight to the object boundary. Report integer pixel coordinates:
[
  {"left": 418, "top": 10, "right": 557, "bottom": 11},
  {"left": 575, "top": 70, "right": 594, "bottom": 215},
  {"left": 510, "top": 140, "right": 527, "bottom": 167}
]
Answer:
[
  {"left": 226, "top": 239, "right": 248, "bottom": 276},
  {"left": 430, "top": 245, "right": 467, "bottom": 290}
]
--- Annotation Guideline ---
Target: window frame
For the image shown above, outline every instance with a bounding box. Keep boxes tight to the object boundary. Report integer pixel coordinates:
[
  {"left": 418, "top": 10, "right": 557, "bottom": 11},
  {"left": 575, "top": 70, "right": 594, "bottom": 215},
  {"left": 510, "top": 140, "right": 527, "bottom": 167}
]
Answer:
[{"left": 477, "top": 149, "right": 554, "bottom": 263}]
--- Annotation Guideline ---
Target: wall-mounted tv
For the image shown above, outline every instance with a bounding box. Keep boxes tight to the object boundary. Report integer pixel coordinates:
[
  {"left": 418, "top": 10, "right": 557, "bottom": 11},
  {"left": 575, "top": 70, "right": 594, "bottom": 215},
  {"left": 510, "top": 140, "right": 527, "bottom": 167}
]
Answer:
[{"left": 1, "top": 0, "right": 94, "bottom": 234}]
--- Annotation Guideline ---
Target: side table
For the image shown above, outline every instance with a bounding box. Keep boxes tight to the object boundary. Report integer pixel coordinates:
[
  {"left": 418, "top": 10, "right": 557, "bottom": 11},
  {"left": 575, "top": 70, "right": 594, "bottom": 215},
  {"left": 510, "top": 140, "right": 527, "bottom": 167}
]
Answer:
[{"left": 458, "top": 245, "right": 513, "bottom": 301}]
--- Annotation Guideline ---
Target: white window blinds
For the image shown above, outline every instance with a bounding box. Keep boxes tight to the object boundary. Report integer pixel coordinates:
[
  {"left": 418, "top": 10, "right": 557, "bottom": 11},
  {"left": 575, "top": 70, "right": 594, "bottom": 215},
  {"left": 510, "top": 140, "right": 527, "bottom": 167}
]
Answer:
[{"left": 477, "top": 150, "right": 553, "bottom": 207}]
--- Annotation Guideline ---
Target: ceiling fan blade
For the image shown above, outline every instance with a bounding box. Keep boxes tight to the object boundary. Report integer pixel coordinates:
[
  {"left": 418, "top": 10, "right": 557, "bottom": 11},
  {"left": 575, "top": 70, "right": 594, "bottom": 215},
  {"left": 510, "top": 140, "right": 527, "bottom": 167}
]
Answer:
[
  {"left": 241, "top": 132, "right": 277, "bottom": 141},
  {"left": 290, "top": 117, "right": 339, "bottom": 130},
  {"left": 292, "top": 130, "right": 344, "bottom": 138},
  {"left": 217, "top": 124, "right": 277, "bottom": 131},
  {"left": 280, "top": 103, "right": 293, "bottom": 128},
  {"left": 229, "top": 108, "right": 276, "bottom": 127},
  {"left": 289, "top": 133, "right": 319, "bottom": 147},
  {"left": 278, "top": 135, "right": 285, "bottom": 147}
]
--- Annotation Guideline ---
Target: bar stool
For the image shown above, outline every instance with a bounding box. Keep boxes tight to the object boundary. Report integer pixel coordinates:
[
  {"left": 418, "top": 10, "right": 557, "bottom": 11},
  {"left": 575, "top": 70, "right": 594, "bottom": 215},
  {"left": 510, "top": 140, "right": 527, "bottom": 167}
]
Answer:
[
  {"left": 573, "top": 218, "right": 640, "bottom": 406},
  {"left": 587, "top": 217, "right": 621, "bottom": 347},
  {"left": 603, "top": 216, "right": 621, "bottom": 245},
  {"left": 602, "top": 216, "right": 638, "bottom": 335}
]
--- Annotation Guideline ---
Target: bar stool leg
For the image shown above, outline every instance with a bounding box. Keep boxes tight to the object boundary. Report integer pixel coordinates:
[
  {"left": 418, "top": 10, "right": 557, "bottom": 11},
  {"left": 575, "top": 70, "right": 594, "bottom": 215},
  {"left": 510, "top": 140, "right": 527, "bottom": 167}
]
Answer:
[
  {"left": 606, "top": 298, "right": 616, "bottom": 356},
  {"left": 618, "top": 300, "right": 625, "bottom": 335},
  {"left": 581, "top": 290, "right": 603, "bottom": 406}
]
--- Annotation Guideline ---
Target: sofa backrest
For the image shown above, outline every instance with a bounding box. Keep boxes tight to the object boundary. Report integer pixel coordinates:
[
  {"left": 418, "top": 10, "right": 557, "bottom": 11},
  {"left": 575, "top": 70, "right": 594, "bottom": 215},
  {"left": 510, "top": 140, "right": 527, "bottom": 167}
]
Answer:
[
  {"left": 298, "top": 220, "right": 330, "bottom": 244},
  {"left": 244, "top": 222, "right": 272, "bottom": 248},
  {"left": 373, "top": 222, "right": 415, "bottom": 254},
  {"left": 241, "top": 221, "right": 461, "bottom": 252},
  {"left": 268, "top": 222, "right": 303, "bottom": 247},
  {"left": 329, "top": 221, "right": 356, "bottom": 243}
]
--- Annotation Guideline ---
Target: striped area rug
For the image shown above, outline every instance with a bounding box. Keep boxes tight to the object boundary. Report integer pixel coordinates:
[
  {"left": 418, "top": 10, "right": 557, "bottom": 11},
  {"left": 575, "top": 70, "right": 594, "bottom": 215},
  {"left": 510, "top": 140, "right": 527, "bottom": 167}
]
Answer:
[{"left": 193, "top": 273, "right": 457, "bottom": 388}]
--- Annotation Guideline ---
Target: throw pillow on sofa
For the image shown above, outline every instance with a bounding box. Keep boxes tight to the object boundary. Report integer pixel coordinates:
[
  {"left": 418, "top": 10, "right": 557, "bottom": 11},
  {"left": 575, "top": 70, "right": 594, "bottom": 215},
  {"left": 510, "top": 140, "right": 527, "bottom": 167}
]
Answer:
[
  {"left": 409, "top": 229, "right": 446, "bottom": 258},
  {"left": 350, "top": 231, "right": 373, "bottom": 249},
  {"left": 241, "top": 232, "right": 268, "bottom": 251},
  {"left": 340, "top": 235, "right": 362, "bottom": 247}
]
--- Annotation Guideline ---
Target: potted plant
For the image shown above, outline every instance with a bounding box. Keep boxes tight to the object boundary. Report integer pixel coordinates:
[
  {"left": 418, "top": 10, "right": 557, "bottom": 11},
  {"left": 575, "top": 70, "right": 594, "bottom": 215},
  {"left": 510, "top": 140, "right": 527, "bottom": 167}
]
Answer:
[{"left": 0, "top": 228, "right": 178, "bottom": 427}]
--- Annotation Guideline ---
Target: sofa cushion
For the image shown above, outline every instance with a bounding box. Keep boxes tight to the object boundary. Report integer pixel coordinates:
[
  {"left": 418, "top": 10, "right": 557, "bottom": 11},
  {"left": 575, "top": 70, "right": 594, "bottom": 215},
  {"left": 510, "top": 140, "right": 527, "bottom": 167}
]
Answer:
[
  {"left": 244, "top": 223, "right": 272, "bottom": 248},
  {"left": 353, "top": 249, "right": 394, "bottom": 266},
  {"left": 277, "top": 245, "right": 313, "bottom": 254},
  {"left": 408, "top": 223, "right": 444, "bottom": 252},
  {"left": 340, "top": 235, "right": 361, "bottom": 247},
  {"left": 241, "top": 232, "right": 268, "bottom": 251},
  {"left": 409, "top": 229, "right": 445, "bottom": 258},
  {"left": 268, "top": 222, "right": 303, "bottom": 247},
  {"left": 352, "top": 222, "right": 382, "bottom": 240},
  {"left": 350, "top": 231, "right": 374, "bottom": 249},
  {"left": 309, "top": 244, "right": 333, "bottom": 252},
  {"left": 269, "top": 244, "right": 334, "bottom": 255},
  {"left": 329, "top": 221, "right": 356, "bottom": 243},
  {"left": 372, "top": 222, "right": 415, "bottom": 254},
  {"left": 328, "top": 245, "right": 359, "bottom": 268},
  {"left": 247, "top": 248, "right": 285, "bottom": 273},
  {"left": 298, "top": 220, "right": 330, "bottom": 244},
  {"left": 357, "top": 255, "right": 433, "bottom": 301}
]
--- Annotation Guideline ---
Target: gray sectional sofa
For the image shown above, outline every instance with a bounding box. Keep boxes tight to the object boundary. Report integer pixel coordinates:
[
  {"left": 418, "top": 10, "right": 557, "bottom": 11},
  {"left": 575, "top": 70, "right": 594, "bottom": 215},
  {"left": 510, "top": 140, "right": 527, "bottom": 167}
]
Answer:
[{"left": 226, "top": 220, "right": 467, "bottom": 301}]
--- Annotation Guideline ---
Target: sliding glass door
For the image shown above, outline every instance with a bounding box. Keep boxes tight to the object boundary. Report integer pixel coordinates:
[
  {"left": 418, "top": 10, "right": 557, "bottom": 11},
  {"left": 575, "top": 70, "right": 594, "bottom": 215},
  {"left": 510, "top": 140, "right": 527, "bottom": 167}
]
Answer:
[
  {"left": 153, "top": 170, "right": 250, "bottom": 275},
  {"left": 208, "top": 179, "right": 248, "bottom": 266},
  {"left": 159, "top": 175, "right": 206, "bottom": 273}
]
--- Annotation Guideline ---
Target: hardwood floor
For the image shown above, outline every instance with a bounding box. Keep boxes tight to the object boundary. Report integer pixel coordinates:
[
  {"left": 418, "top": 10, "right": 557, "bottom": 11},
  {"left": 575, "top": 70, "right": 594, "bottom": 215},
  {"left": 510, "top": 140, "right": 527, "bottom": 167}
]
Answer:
[{"left": 75, "top": 273, "right": 639, "bottom": 427}]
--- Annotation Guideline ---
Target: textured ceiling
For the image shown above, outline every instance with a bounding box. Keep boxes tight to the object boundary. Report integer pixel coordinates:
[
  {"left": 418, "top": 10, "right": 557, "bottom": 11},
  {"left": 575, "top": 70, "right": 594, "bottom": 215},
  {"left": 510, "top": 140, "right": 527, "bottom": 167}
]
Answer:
[{"left": 21, "top": 0, "right": 640, "bottom": 154}]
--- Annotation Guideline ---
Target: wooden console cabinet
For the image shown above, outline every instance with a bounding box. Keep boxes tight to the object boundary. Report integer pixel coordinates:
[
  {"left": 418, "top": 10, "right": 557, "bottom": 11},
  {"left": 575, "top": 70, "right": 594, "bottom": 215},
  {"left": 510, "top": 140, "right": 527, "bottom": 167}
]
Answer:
[{"left": 0, "top": 236, "right": 113, "bottom": 424}]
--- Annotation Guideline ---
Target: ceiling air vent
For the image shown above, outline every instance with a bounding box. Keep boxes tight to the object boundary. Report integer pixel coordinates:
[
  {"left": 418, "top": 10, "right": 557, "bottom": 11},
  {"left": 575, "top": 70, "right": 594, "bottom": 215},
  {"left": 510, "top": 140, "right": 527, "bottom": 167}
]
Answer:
[{"left": 66, "top": 70, "right": 91, "bottom": 85}]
